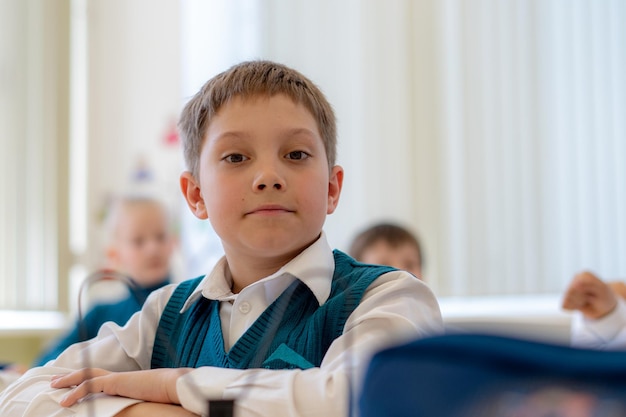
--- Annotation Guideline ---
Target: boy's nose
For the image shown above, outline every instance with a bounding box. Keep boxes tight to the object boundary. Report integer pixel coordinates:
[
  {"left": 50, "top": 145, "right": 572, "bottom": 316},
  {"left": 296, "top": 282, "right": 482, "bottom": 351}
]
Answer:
[
  {"left": 253, "top": 163, "right": 286, "bottom": 191},
  {"left": 257, "top": 182, "right": 282, "bottom": 190}
]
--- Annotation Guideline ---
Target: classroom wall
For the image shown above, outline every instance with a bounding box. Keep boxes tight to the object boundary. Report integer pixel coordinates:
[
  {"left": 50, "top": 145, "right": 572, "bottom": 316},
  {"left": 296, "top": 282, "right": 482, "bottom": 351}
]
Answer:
[{"left": 79, "top": 0, "right": 183, "bottom": 273}]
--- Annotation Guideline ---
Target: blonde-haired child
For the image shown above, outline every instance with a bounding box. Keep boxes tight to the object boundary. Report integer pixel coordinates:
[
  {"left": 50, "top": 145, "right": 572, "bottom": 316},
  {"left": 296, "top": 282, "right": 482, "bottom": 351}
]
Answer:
[{"left": 35, "top": 195, "right": 175, "bottom": 366}]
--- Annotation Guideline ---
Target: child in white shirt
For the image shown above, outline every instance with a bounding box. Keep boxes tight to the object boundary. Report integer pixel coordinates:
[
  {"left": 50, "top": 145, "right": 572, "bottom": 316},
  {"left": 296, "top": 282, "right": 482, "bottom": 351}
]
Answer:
[
  {"left": 0, "top": 60, "right": 442, "bottom": 417},
  {"left": 562, "top": 270, "right": 626, "bottom": 349}
]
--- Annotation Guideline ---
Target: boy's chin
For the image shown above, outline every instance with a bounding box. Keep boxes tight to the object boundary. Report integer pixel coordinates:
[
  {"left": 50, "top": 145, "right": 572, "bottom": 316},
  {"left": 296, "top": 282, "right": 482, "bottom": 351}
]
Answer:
[{"left": 251, "top": 236, "right": 319, "bottom": 259}]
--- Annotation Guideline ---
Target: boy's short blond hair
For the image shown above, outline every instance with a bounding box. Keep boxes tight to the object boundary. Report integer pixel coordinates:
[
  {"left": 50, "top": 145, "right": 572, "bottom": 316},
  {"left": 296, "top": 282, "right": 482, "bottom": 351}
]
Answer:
[{"left": 178, "top": 60, "right": 337, "bottom": 178}]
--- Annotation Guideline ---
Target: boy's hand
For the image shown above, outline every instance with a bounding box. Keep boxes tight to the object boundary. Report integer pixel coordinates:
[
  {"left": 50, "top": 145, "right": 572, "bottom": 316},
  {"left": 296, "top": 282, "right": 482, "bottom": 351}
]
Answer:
[
  {"left": 562, "top": 271, "right": 618, "bottom": 319},
  {"left": 50, "top": 368, "right": 192, "bottom": 407}
]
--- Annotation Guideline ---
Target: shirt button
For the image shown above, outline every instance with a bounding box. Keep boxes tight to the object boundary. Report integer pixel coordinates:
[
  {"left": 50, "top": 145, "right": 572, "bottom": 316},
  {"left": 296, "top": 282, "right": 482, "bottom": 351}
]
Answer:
[{"left": 238, "top": 301, "right": 251, "bottom": 314}]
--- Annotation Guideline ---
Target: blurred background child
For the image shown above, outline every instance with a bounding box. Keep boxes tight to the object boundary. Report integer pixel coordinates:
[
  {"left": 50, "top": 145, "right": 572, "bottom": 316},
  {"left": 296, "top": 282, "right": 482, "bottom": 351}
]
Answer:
[
  {"left": 33, "top": 195, "right": 176, "bottom": 366},
  {"left": 349, "top": 222, "right": 424, "bottom": 280}
]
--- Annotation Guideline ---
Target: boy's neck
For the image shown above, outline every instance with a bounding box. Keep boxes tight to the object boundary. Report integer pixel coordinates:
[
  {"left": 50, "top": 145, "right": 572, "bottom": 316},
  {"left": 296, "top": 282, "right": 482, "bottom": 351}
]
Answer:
[
  {"left": 224, "top": 241, "right": 323, "bottom": 293},
  {"left": 225, "top": 253, "right": 296, "bottom": 294}
]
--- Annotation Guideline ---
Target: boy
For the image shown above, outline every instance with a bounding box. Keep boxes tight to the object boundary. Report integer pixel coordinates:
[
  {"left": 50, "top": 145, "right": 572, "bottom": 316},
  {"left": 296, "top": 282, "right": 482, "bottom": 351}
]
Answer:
[
  {"left": 562, "top": 270, "right": 626, "bottom": 349},
  {"left": 0, "top": 60, "right": 442, "bottom": 417},
  {"left": 349, "top": 222, "right": 424, "bottom": 280},
  {"left": 34, "top": 195, "right": 175, "bottom": 366}
]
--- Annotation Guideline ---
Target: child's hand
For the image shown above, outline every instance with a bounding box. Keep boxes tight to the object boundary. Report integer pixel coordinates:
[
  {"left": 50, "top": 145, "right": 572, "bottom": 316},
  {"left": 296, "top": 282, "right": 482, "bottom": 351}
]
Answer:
[
  {"left": 50, "top": 368, "right": 192, "bottom": 407},
  {"left": 562, "top": 271, "right": 618, "bottom": 319}
]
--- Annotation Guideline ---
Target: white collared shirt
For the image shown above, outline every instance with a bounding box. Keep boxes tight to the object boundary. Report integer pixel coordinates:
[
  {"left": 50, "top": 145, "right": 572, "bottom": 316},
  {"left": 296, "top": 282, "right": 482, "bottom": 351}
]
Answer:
[{"left": 0, "top": 233, "right": 443, "bottom": 417}]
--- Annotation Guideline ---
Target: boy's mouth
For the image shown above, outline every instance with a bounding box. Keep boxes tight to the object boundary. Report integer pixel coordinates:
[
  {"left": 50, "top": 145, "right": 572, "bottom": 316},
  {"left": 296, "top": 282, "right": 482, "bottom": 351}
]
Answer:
[{"left": 246, "top": 204, "right": 294, "bottom": 215}]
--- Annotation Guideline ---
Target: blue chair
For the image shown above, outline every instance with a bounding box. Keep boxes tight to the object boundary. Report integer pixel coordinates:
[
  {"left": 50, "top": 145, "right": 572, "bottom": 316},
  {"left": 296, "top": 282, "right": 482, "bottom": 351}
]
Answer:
[{"left": 359, "top": 333, "right": 626, "bottom": 417}]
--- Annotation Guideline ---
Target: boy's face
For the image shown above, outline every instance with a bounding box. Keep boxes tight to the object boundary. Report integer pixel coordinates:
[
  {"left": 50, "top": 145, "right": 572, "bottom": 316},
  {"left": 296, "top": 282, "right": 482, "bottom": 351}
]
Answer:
[
  {"left": 107, "top": 203, "right": 173, "bottom": 286},
  {"left": 360, "top": 240, "right": 423, "bottom": 279},
  {"left": 182, "top": 94, "right": 343, "bottom": 264}
]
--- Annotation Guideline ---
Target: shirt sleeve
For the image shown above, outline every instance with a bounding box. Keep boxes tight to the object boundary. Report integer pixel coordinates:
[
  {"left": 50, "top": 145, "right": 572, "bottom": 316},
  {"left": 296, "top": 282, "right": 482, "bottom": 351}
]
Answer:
[
  {"left": 571, "top": 298, "right": 626, "bottom": 350},
  {"left": 33, "top": 305, "right": 105, "bottom": 367},
  {"left": 176, "top": 271, "right": 444, "bottom": 416},
  {"left": 0, "top": 285, "right": 176, "bottom": 417}
]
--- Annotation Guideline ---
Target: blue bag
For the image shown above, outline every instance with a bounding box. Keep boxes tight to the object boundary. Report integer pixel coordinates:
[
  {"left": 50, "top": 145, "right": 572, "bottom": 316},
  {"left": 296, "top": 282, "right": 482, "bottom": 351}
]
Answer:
[{"left": 359, "top": 333, "right": 626, "bottom": 417}]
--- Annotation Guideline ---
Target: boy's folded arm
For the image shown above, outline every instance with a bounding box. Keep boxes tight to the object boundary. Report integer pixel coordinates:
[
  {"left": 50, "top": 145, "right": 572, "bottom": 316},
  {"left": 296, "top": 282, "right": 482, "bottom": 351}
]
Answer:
[
  {"left": 0, "top": 366, "right": 143, "bottom": 417},
  {"left": 0, "top": 323, "right": 157, "bottom": 417},
  {"left": 177, "top": 270, "right": 443, "bottom": 417},
  {"left": 0, "top": 286, "right": 176, "bottom": 416},
  {"left": 178, "top": 365, "right": 350, "bottom": 416}
]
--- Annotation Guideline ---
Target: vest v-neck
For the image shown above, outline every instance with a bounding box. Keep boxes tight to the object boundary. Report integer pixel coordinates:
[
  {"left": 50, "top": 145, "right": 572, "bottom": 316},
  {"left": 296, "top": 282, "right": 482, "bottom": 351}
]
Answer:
[{"left": 151, "top": 250, "right": 396, "bottom": 370}]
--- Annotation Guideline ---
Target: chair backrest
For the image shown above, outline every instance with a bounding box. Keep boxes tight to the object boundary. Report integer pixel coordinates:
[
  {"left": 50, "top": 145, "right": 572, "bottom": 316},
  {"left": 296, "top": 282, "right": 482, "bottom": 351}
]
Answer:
[{"left": 359, "top": 333, "right": 626, "bottom": 417}]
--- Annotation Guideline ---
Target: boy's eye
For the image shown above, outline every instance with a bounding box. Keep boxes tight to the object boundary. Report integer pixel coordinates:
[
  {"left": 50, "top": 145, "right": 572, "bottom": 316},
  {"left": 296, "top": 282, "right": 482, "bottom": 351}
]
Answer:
[
  {"left": 224, "top": 153, "right": 248, "bottom": 163},
  {"left": 286, "top": 151, "right": 310, "bottom": 160}
]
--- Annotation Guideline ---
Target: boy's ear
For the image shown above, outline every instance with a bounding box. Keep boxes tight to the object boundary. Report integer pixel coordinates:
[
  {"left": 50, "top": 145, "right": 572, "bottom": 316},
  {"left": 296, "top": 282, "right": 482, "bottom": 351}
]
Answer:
[
  {"left": 327, "top": 165, "right": 344, "bottom": 215},
  {"left": 180, "top": 171, "right": 208, "bottom": 219}
]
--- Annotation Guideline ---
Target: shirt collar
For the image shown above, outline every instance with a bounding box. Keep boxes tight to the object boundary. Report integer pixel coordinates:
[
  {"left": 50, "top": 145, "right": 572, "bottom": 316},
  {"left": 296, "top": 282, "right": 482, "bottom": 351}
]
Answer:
[{"left": 180, "top": 232, "right": 335, "bottom": 312}]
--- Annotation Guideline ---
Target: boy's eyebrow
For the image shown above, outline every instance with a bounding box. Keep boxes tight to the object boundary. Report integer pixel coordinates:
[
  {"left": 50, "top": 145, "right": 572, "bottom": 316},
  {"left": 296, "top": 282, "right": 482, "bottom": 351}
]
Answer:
[
  {"left": 279, "top": 127, "right": 320, "bottom": 141},
  {"left": 211, "top": 131, "right": 248, "bottom": 143},
  {"left": 212, "top": 127, "right": 320, "bottom": 143}
]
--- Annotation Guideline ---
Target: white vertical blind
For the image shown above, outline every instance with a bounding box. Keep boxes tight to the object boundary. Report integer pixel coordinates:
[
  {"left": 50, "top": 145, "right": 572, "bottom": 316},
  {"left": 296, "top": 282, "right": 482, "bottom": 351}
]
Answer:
[
  {"left": 0, "top": 0, "right": 69, "bottom": 310},
  {"left": 438, "top": 0, "right": 626, "bottom": 295}
]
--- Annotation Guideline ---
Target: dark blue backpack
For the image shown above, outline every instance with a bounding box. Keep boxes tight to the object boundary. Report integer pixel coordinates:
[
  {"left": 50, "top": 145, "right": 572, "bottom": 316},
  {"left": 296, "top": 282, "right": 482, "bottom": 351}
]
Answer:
[{"left": 359, "top": 333, "right": 626, "bottom": 417}]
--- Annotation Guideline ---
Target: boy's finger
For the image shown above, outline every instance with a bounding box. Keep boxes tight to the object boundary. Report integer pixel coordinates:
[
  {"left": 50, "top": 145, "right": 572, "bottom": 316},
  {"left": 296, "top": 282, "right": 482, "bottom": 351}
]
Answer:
[
  {"left": 59, "top": 378, "right": 105, "bottom": 407},
  {"left": 51, "top": 368, "right": 106, "bottom": 388}
]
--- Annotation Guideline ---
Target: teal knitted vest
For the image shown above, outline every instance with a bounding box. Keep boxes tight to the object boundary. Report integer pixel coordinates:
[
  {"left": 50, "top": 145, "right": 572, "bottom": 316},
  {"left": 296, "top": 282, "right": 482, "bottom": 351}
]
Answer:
[{"left": 150, "top": 250, "right": 395, "bottom": 370}]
